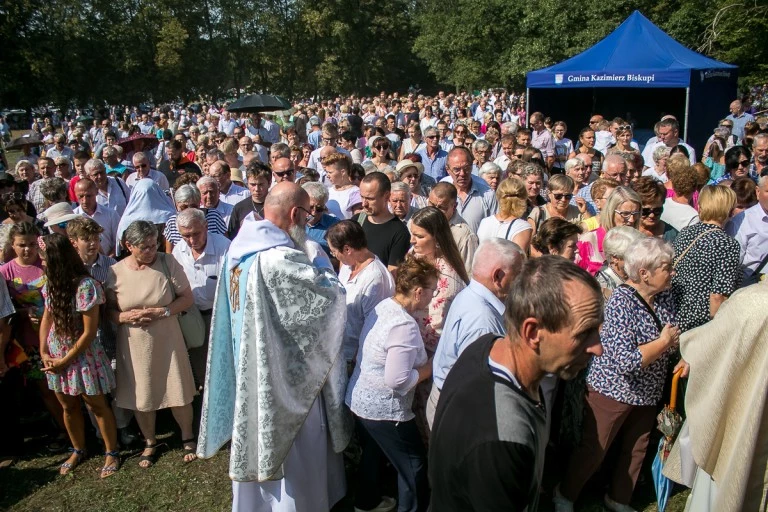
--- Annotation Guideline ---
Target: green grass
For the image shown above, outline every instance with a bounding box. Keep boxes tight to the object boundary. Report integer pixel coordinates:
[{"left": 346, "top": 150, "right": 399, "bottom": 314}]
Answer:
[{"left": 0, "top": 413, "right": 690, "bottom": 512}]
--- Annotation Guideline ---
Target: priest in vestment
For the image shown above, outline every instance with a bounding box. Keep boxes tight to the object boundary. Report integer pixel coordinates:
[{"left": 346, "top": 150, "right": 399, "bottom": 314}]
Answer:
[
  {"left": 197, "top": 182, "right": 352, "bottom": 512},
  {"left": 663, "top": 282, "right": 768, "bottom": 512}
]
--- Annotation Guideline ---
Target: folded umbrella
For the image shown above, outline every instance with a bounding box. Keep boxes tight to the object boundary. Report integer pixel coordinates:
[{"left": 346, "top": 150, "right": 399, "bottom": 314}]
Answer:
[{"left": 652, "top": 369, "right": 683, "bottom": 512}]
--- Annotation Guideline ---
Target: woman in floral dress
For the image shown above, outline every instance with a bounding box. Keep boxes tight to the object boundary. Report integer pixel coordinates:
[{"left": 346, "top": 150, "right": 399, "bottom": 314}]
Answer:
[
  {"left": 408, "top": 207, "right": 469, "bottom": 441},
  {"left": 38, "top": 233, "right": 119, "bottom": 477}
]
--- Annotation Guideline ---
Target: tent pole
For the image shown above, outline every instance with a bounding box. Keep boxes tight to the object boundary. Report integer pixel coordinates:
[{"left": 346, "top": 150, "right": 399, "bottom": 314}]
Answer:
[
  {"left": 683, "top": 87, "right": 690, "bottom": 142},
  {"left": 525, "top": 89, "right": 530, "bottom": 128}
]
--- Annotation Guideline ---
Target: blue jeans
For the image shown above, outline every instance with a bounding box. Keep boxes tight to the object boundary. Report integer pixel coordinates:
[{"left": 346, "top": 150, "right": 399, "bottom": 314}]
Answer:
[{"left": 354, "top": 416, "right": 429, "bottom": 512}]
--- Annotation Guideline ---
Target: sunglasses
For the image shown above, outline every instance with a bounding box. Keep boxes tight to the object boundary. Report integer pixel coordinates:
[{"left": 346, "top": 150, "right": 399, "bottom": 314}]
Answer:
[
  {"left": 552, "top": 193, "right": 574, "bottom": 201},
  {"left": 737, "top": 159, "right": 750, "bottom": 167},
  {"left": 425, "top": 135, "right": 438, "bottom": 139},
  {"left": 1, "top": 192, "right": 24, "bottom": 201},
  {"left": 641, "top": 206, "right": 664, "bottom": 217},
  {"left": 375, "top": 145, "right": 390, "bottom": 150},
  {"left": 617, "top": 124, "right": 632, "bottom": 131},
  {"left": 274, "top": 169, "right": 295, "bottom": 178}
]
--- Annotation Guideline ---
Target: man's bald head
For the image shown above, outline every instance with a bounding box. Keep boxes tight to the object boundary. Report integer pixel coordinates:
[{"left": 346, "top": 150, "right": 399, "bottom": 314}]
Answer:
[
  {"left": 264, "top": 181, "right": 310, "bottom": 232},
  {"left": 319, "top": 146, "right": 337, "bottom": 160}
]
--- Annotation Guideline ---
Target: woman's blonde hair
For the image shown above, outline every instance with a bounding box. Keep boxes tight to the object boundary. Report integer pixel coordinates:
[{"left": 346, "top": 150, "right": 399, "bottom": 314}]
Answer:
[
  {"left": 496, "top": 177, "right": 528, "bottom": 218},
  {"left": 599, "top": 186, "right": 642, "bottom": 230},
  {"left": 698, "top": 185, "right": 736, "bottom": 223}
]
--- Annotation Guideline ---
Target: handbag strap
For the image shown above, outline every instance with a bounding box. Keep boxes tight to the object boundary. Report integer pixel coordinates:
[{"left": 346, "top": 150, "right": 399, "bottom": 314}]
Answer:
[
  {"left": 158, "top": 253, "right": 177, "bottom": 301},
  {"left": 621, "top": 284, "right": 663, "bottom": 332},
  {"left": 752, "top": 250, "right": 768, "bottom": 277},
  {"left": 673, "top": 228, "right": 712, "bottom": 269}
]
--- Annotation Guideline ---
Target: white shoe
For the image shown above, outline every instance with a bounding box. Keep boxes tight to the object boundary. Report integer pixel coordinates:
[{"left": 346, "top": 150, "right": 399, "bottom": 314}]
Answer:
[
  {"left": 604, "top": 494, "right": 637, "bottom": 512},
  {"left": 552, "top": 487, "right": 574, "bottom": 512},
  {"left": 354, "top": 496, "right": 396, "bottom": 512}
]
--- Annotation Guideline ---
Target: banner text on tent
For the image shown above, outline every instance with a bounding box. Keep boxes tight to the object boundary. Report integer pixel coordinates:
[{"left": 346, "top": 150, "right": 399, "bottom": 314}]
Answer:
[{"left": 555, "top": 74, "right": 655, "bottom": 85}]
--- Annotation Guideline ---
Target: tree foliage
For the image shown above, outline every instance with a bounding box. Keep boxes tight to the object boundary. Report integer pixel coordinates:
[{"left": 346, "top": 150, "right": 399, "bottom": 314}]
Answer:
[{"left": 1, "top": 0, "right": 766, "bottom": 108}]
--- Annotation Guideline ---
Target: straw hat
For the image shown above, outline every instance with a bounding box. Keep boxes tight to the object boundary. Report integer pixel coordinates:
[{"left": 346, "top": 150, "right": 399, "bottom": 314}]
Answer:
[
  {"left": 43, "top": 202, "right": 81, "bottom": 227},
  {"left": 395, "top": 159, "right": 424, "bottom": 176},
  {"left": 230, "top": 167, "right": 245, "bottom": 186}
]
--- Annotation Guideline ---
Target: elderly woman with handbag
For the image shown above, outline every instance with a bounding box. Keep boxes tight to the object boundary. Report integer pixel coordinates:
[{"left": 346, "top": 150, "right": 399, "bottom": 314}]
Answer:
[
  {"left": 555, "top": 237, "right": 686, "bottom": 512},
  {"left": 105, "top": 220, "right": 197, "bottom": 468}
]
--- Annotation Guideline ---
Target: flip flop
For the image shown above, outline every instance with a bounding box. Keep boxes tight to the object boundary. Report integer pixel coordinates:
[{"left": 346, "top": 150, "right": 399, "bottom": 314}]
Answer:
[{"left": 182, "top": 438, "right": 197, "bottom": 463}]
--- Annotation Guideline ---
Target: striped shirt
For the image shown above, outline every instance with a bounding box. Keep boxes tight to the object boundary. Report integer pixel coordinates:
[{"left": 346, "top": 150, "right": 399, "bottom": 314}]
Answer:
[{"left": 163, "top": 209, "right": 227, "bottom": 245}]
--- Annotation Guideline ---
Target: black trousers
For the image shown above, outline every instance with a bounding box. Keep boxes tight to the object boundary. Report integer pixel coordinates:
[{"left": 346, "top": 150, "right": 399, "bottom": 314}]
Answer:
[{"left": 354, "top": 415, "right": 429, "bottom": 512}]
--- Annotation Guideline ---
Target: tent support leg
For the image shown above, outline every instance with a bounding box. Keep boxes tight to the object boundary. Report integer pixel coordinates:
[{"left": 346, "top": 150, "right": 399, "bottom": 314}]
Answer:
[
  {"left": 525, "top": 89, "right": 530, "bottom": 128},
  {"left": 683, "top": 87, "right": 690, "bottom": 143}
]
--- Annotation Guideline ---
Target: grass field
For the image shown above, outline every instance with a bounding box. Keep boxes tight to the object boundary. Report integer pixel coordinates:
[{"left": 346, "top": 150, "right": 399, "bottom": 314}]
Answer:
[{"left": 1, "top": 400, "right": 691, "bottom": 512}]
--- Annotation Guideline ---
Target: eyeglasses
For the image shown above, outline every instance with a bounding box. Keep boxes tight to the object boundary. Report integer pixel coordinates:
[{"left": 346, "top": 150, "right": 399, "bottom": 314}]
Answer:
[
  {"left": 56, "top": 222, "right": 69, "bottom": 229},
  {"left": 737, "top": 159, "right": 750, "bottom": 167},
  {"left": 322, "top": 137, "right": 337, "bottom": 143},
  {"left": 449, "top": 165, "right": 472, "bottom": 175},
  {"left": 641, "top": 206, "right": 664, "bottom": 217},
  {"left": 552, "top": 193, "right": 574, "bottom": 201},
  {"left": 297, "top": 206, "right": 314, "bottom": 222},
  {"left": 309, "top": 204, "right": 327, "bottom": 212},
  {"left": 615, "top": 210, "right": 640, "bottom": 220},
  {"left": 274, "top": 169, "right": 295, "bottom": 178}
]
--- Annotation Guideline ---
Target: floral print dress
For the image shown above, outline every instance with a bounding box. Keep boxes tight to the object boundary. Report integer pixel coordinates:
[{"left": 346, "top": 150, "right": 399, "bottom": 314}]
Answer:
[{"left": 44, "top": 277, "right": 115, "bottom": 396}]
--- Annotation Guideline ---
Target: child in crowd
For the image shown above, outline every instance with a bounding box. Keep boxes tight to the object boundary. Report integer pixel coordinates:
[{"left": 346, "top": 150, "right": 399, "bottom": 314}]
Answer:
[{"left": 38, "top": 233, "right": 119, "bottom": 477}]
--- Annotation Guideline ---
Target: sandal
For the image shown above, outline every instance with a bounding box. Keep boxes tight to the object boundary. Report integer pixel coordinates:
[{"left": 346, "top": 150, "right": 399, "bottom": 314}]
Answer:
[
  {"left": 100, "top": 450, "right": 121, "bottom": 479},
  {"left": 138, "top": 442, "right": 159, "bottom": 469},
  {"left": 60, "top": 448, "right": 86, "bottom": 475},
  {"left": 182, "top": 438, "right": 197, "bottom": 463}
]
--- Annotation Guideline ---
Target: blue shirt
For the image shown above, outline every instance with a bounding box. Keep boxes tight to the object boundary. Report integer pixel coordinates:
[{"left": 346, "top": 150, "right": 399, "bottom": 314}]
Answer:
[
  {"left": 725, "top": 111, "right": 754, "bottom": 142},
  {"left": 432, "top": 280, "right": 505, "bottom": 390},
  {"left": 415, "top": 147, "right": 448, "bottom": 181},
  {"left": 306, "top": 214, "right": 341, "bottom": 256},
  {"left": 307, "top": 130, "right": 322, "bottom": 150}
]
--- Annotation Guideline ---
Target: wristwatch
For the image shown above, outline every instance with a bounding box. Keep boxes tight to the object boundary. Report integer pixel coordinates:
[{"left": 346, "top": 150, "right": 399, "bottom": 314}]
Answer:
[{"left": 163, "top": 307, "right": 171, "bottom": 317}]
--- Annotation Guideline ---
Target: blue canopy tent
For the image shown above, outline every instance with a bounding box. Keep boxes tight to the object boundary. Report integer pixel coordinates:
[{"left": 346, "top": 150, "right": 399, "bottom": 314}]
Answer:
[{"left": 526, "top": 11, "right": 738, "bottom": 154}]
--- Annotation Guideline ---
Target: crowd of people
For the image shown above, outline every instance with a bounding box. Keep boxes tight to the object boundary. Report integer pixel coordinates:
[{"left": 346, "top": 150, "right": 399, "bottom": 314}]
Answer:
[{"left": 0, "top": 89, "right": 767, "bottom": 512}]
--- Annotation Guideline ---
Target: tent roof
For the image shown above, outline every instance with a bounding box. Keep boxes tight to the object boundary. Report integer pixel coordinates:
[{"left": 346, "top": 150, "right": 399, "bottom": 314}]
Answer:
[{"left": 527, "top": 11, "right": 736, "bottom": 88}]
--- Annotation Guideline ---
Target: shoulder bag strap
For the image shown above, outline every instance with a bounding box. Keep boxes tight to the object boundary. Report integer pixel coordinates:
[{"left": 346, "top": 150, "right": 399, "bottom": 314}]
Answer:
[
  {"left": 158, "top": 253, "right": 177, "bottom": 301},
  {"left": 673, "top": 229, "right": 712, "bottom": 269},
  {"left": 620, "top": 284, "right": 663, "bottom": 332},
  {"left": 752, "top": 251, "right": 768, "bottom": 277}
]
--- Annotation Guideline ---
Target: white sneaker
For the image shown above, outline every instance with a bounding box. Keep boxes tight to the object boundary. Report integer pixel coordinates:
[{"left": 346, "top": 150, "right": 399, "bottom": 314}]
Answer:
[
  {"left": 354, "top": 496, "right": 397, "bottom": 512},
  {"left": 552, "top": 487, "right": 574, "bottom": 512},
  {"left": 604, "top": 494, "right": 637, "bottom": 512}
]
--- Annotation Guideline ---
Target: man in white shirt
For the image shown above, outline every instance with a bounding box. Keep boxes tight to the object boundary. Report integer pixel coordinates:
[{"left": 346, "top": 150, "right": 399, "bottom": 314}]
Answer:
[
  {"left": 126, "top": 153, "right": 170, "bottom": 191},
  {"left": 307, "top": 125, "right": 351, "bottom": 179},
  {"left": 197, "top": 175, "right": 234, "bottom": 224},
  {"left": 218, "top": 111, "right": 240, "bottom": 136},
  {"left": 73, "top": 178, "right": 120, "bottom": 257},
  {"left": 85, "top": 158, "right": 130, "bottom": 216},
  {"left": 725, "top": 99, "right": 754, "bottom": 142},
  {"left": 726, "top": 174, "right": 768, "bottom": 279},
  {"left": 440, "top": 147, "right": 498, "bottom": 233},
  {"left": 207, "top": 160, "right": 249, "bottom": 206},
  {"left": 641, "top": 118, "right": 695, "bottom": 168},
  {"left": 171, "top": 207, "right": 230, "bottom": 386}
]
